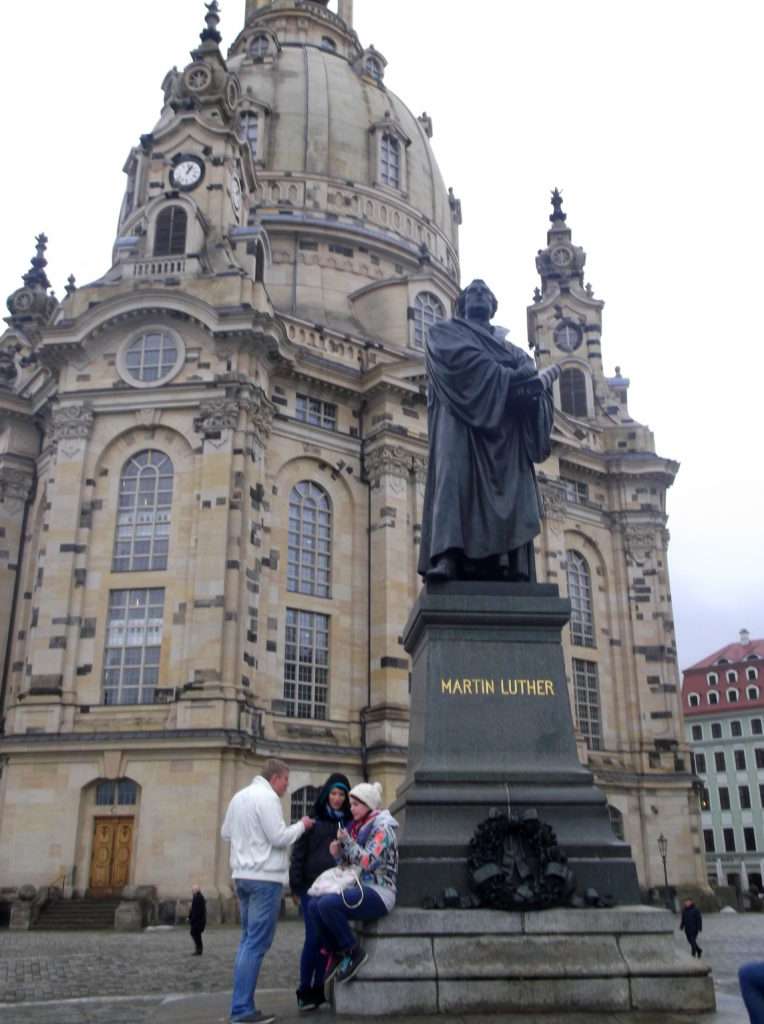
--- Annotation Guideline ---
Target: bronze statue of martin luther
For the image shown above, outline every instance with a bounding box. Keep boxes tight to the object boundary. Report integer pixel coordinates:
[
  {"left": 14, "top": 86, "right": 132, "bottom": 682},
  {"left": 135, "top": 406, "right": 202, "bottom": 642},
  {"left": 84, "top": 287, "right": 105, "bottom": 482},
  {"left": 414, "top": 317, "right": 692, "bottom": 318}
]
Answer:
[{"left": 418, "top": 279, "right": 559, "bottom": 583}]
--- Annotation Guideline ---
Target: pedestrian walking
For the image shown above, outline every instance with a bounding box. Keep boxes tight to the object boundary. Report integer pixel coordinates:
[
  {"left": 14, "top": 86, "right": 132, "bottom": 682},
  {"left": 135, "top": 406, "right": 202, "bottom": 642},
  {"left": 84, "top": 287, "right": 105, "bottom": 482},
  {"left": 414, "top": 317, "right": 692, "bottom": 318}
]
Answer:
[
  {"left": 308, "top": 781, "right": 398, "bottom": 986},
  {"left": 679, "top": 897, "right": 703, "bottom": 958},
  {"left": 189, "top": 884, "right": 206, "bottom": 955},
  {"left": 289, "top": 772, "right": 352, "bottom": 1010},
  {"left": 740, "top": 962, "right": 764, "bottom": 1023},
  {"left": 221, "top": 758, "right": 314, "bottom": 1024}
]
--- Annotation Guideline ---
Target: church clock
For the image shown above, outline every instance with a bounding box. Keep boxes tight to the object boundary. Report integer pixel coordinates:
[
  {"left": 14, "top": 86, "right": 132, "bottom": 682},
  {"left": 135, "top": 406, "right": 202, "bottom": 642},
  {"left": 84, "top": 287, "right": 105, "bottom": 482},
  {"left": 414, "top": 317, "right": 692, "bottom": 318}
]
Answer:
[{"left": 170, "top": 155, "right": 205, "bottom": 191}]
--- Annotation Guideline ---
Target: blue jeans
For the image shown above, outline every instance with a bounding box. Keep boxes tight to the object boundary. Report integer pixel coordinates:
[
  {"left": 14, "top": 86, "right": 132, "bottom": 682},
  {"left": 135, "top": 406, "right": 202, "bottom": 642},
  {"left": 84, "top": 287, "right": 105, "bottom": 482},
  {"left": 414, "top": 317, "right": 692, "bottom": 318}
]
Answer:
[
  {"left": 298, "top": 892, "right": 325, "bottom": 990},
  {"left": 230, "top": 879, "right": 283, "bottom": 1019},
  {"left": 308, "top": 886, "right": 387, "bottom": 956},
  {"left": 740, "top": 962, "right": 764, "bottom": 1023}
]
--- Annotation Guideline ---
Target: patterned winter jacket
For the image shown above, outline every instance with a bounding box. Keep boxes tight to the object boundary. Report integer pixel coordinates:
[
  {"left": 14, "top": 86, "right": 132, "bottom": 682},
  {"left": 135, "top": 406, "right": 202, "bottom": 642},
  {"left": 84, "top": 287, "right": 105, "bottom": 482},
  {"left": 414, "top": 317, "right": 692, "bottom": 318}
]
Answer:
[{"left": 338, "top": 809, "right": 399, "bottom": 911}]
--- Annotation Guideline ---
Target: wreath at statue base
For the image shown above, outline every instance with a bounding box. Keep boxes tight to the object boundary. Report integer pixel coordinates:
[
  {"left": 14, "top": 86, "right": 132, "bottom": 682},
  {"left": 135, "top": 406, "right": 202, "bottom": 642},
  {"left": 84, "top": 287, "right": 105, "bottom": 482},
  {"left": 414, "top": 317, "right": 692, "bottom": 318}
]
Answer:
[{"left": 468, "top": 808, "right": 577, "bottom": 911}]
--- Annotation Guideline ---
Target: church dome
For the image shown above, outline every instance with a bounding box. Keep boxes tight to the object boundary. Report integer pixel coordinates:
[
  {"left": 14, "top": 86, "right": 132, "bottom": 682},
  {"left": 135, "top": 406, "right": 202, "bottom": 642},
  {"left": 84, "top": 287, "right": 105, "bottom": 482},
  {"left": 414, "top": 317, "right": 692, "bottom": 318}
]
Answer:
[{"left": 224, "top": 0, "right": 460, "bottom": 330}]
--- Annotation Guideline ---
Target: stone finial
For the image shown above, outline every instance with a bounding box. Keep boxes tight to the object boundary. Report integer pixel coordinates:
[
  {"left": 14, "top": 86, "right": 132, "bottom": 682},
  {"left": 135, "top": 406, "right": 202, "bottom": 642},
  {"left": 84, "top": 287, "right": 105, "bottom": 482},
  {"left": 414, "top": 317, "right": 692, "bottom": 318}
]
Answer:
[
  {"left": 65, "top": 274, "right": 77, "bottom": 297},
  {"left": 6, "top": 233, "right": 59, "bottom": 329},
  {"left": 23, "top": 233, "right": 52, "bottom": 291},
  {"left": 533, "top": 287, "right": 542, "bottom": 304},
  {"left": 550, "top": 188, "right": 566, "bottom": 224},
  {"left": 200, "top": 1, "right": 223, "bottom": 45}
]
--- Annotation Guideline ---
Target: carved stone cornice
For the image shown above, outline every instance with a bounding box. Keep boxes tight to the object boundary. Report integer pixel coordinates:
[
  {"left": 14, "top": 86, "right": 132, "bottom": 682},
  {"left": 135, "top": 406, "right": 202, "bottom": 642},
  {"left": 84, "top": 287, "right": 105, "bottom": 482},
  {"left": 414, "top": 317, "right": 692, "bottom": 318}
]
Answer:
[
  {"left": 193, "top": 399, "right": 240, "bottom": 437},
  {"left": 0, "top": 465, "right": 35, "bottom": 503},
  {"left": 50, "top": 403, "right": 94, "bottom": 442},
  {"left": 365, "top": 444, "right": 414, "bottom": 485}
]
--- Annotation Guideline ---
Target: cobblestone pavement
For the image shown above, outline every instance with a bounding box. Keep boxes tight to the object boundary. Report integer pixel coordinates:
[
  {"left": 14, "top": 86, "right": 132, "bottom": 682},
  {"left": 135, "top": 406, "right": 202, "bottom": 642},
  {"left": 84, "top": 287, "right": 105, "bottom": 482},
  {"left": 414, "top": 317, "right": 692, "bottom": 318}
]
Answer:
[{"left": 0, "top": 912, "right": 760, "bottom": 1022}]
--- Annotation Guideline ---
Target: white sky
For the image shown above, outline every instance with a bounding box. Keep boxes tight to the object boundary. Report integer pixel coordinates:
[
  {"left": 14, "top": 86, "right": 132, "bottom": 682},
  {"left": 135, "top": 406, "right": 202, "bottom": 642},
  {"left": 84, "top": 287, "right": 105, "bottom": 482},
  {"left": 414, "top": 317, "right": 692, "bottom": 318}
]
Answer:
[{"left": 2, "top": 1, "right": 762, "bottom": 670}]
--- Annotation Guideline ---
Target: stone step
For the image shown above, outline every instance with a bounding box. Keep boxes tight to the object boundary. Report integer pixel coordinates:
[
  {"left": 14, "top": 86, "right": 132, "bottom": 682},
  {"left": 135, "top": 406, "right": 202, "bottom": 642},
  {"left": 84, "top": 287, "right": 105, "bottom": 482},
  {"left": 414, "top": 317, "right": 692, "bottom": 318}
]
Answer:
[{"left": 34, "top": 899, "right": 120, "bottom": 930}]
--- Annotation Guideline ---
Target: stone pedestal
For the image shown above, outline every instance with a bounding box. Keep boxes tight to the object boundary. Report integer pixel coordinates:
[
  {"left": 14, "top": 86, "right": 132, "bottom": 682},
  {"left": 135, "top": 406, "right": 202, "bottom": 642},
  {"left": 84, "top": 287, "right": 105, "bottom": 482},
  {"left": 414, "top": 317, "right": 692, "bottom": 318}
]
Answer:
[
  {"left": 332, "top": 908, "right": 715, "bottom": 1016},
  {"left": 393, "top": 582, "right": 640, "bottom": 905}
]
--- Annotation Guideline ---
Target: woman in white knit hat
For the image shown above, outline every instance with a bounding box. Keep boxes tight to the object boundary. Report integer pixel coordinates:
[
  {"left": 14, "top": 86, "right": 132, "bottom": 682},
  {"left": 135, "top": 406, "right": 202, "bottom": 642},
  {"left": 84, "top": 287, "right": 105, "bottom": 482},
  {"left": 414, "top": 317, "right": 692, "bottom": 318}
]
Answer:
[{"left": 306, "top": 780, "right": 399, "bottom": 985}]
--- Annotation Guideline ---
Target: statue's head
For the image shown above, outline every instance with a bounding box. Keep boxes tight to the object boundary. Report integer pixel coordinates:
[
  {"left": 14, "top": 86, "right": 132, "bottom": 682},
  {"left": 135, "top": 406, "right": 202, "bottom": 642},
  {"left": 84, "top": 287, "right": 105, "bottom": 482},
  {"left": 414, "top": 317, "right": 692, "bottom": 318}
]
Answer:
[{"left": 456, "top": 279, "right": 498, "bottom": 323}]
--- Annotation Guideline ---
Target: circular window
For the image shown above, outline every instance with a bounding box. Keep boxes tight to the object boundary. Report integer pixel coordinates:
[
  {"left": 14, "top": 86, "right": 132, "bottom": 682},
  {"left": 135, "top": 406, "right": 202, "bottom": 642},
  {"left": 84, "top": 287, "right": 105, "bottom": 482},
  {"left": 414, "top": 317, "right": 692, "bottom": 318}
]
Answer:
[
  {"left": 119, "top": 328, "right": 184, "bottom": 388},
  {"left": 554, "top": 322, "right": 582, "bottom": 353},
  {"left": 249, "top": 33, "right": 270, "bottom": 59}
]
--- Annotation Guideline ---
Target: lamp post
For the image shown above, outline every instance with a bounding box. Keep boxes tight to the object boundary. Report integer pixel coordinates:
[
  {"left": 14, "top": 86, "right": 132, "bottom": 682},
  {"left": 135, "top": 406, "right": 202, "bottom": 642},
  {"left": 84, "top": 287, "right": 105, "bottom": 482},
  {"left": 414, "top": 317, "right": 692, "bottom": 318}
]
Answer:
[{"left": 657, "top": 833, "right": 672, "bottom": 910}]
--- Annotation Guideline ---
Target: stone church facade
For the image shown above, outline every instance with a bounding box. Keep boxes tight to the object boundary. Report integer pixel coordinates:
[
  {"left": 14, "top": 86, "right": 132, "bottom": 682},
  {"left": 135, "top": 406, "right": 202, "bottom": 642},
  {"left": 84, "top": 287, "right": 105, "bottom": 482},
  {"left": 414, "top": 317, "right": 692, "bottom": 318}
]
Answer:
[{"left": 0, "top": 0, "right": 705, "bottom": 909}]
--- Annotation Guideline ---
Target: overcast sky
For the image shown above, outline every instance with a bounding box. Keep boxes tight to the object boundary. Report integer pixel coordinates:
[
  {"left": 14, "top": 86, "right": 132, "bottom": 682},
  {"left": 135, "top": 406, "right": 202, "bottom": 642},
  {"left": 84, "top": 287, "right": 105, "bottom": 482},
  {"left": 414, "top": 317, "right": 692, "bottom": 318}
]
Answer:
[{"left": 2, "top": 1, "right": 761, "bottom": 670}]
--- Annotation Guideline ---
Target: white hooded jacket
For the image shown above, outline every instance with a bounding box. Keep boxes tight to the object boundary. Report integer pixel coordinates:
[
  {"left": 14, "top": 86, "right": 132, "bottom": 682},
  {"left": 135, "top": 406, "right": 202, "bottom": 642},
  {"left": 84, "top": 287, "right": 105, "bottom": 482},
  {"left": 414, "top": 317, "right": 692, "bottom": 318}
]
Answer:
[{"left": 221, "top": 775, "right": 305, "bottom": 883}]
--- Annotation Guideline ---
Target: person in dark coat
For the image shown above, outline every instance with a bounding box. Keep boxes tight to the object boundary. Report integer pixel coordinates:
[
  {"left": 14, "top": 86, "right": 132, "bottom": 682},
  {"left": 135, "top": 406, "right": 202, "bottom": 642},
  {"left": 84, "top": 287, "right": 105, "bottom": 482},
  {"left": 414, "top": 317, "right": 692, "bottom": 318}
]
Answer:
[
  {"left": 679, "top": 897, "right": 702, "bottom": 957},
  {"left": 289, "top": 773, "right": 351, "bottom": 1010},
  {"left": 189, "top": 884, "right": 207, "bottom": 955}
]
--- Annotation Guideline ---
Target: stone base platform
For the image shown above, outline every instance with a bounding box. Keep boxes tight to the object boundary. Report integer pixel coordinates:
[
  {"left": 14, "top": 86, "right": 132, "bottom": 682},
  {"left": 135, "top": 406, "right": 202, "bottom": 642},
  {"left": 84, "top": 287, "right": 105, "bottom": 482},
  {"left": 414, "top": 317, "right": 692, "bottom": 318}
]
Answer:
[{"left": 333, "top": 907, "right": 715, "bottom": 1017}]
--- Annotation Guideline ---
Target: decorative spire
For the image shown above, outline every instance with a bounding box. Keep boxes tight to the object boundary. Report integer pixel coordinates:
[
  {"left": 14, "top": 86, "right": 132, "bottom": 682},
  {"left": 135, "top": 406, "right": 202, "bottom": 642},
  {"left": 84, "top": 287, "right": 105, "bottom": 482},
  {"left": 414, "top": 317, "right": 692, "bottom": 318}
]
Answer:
[
  {"left": 200, "top": 1, "right": 222, "bottom": 45},
  {"left": 22, "top": 233, "right": 51, "bottom": 291},
  {"left": 550, "top": 188, "right": 566, "bottom": 225}
]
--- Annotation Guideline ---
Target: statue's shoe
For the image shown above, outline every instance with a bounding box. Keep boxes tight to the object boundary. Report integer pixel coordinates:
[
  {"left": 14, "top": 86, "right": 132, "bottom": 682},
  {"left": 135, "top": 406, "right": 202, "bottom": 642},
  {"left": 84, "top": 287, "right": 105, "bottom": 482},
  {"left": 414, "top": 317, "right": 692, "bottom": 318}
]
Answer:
[{"left": 426, "top": 554, "right": 458, "bottom": 582}]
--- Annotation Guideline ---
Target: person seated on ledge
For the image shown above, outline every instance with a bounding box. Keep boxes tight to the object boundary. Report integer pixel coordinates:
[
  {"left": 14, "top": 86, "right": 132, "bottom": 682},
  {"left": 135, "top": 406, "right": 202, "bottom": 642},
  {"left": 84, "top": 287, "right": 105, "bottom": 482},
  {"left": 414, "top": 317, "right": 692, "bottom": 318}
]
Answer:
[
  {"left": 289, "top": 772, "right": 352, "bottom": 1011},
  {"left": 307, "top": 782, "right": 399, "bottom": 986}
]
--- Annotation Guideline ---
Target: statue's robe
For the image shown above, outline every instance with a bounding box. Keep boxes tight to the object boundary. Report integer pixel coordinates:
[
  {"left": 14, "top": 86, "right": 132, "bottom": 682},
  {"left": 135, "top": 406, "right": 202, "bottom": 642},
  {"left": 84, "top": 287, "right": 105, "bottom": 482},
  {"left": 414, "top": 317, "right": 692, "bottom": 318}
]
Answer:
[{"left": 417, "top": 317, "right": 553, "bottom": 577}]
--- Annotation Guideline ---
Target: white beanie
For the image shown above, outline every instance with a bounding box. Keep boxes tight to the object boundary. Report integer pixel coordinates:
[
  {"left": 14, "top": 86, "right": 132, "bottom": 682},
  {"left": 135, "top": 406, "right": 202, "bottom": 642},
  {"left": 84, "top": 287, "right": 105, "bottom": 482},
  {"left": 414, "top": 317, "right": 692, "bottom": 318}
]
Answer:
[{"left": 349, "top": 781, "right": 383, "bottom": 810}]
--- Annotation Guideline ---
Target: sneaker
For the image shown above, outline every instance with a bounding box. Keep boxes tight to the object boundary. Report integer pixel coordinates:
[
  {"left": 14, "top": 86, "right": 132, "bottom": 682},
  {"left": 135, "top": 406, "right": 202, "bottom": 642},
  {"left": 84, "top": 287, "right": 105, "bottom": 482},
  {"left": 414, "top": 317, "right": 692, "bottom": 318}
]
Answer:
[
  {"left": 296, "top": 987, "right": 320, "bottom": 1012},
  {"left": 323, "top": 953, "right": 344, "bottom": 984},
  {"left": 230, "top": 1013, "right": 275, "bottom": 1024},
  {"left": 335, "top": 946, "right": 368, "bottom": 984}
]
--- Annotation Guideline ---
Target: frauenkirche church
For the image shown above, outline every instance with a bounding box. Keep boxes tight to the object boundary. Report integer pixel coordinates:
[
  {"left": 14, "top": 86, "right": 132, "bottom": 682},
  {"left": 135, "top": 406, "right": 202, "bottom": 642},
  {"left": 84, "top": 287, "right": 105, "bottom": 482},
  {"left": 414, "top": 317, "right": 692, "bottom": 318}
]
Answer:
[{"left": 0, "top": 0, "right": 706, "bottom": 914}]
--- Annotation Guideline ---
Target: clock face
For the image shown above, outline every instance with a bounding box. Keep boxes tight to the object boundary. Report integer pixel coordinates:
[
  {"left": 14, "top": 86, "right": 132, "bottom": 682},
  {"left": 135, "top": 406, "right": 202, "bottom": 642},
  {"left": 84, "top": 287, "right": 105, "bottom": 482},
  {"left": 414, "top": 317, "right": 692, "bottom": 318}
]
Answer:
[
  {"left": 171, "top": 157, "right": 204, "bottom": 191},
  {"left": 185, "top": 64, "right": 212, "bottom": 92},
  {"left": 554, "top": 323, "right": 582, "bottom": 353},
  {"left": 551, "top": 246, "right": 573, "bottom": 267},
  {"left": 230, "top": 177, "right": 242, "bottom": 213}
]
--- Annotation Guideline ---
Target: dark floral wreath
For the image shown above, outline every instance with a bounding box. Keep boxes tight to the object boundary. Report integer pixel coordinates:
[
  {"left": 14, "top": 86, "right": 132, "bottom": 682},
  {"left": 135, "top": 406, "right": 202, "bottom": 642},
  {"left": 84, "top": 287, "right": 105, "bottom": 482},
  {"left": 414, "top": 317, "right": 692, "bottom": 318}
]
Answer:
[{"left": 468, "top": 808, "right": 576, "bottom": 911}]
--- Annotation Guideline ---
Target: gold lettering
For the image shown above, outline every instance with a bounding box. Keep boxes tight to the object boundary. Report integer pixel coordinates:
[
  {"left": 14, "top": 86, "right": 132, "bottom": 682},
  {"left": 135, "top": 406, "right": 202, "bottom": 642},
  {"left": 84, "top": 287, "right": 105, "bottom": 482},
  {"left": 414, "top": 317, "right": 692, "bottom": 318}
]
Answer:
[
  {"left": 486, "top": 679, "right": 495, "bottom": 695},
  {"left": 546, "top": 680, "right": 555, "bottom": 696},
  {"left": 527, "top": 680, "right": 537, "bottom": 695},
  {"left": 452, "top": 680, "right": 463, "bottom": 695},
  {"left": 463, "top": 679, "right": 473, "bottom": 695},
  {"left": 509, "top": 679, "right": 518, "bottom": 695},
  {"left": 441, "top": 679, "right": 452, "bottom": 694}
]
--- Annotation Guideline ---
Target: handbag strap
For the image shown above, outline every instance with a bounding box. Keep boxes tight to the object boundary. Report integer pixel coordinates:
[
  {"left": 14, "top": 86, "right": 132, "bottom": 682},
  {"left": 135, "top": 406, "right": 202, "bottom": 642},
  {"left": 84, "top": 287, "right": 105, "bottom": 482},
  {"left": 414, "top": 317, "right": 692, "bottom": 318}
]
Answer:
[{"left": 341, "top": 874, "right": 364, "bottom": 910}]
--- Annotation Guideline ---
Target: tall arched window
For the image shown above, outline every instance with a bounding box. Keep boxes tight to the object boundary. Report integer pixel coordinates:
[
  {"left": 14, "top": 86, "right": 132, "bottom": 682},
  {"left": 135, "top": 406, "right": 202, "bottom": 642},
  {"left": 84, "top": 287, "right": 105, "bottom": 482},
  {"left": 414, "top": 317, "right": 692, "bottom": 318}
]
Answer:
[
  {"left": 559, "top": 367, "right": 588, "bottom": 417},
  {"left": 154, "top": 206, "right": 187, "bottom": 257},
  {"left": 412, "top": 292, "right": 446, "bottom": 349},
  {"left": 287, "top": 482, "right": 332, "bottom": 598},
  {"left": 239, "top": 110, "right": 259, "bottom": 160},
  {"left": 380, "top": 134, "right": 401, "bottom": 189},
  {"left": 566, "top": 550, "right": 595, "bottom": 647},
  {"left": 113, "top": 451, "right": 173, "bottom": 572}
]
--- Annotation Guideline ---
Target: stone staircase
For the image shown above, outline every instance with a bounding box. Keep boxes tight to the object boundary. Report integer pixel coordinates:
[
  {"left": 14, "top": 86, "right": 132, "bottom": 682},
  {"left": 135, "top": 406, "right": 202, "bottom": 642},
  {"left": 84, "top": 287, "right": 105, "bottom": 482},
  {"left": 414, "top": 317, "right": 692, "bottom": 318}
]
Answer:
[{"left": 34, "top": 896, "right": 121, "bottom": 930}]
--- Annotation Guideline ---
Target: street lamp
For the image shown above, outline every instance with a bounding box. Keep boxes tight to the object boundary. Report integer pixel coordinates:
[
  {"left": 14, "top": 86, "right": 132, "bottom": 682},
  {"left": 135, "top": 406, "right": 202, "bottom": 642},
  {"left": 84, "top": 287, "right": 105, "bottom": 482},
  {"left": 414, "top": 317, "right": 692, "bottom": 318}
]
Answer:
[{"left": 657, "top": 833, "right": 672, "bottom": 910}]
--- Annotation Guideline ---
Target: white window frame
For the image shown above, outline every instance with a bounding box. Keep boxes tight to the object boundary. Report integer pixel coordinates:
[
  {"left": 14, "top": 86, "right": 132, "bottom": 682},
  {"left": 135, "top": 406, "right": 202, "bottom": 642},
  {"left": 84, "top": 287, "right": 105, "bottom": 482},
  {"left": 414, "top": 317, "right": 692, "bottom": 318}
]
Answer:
[
  {"left": 117, "top": 326, "right": 185, "bottom": 389},
  {"left": 102, "top": 588, "right": 165, "bottom": 706},
  {"left": 283, "top": 608, "right": 329, "bottom": 720},
  {"left": 113, "top": 451, "right": 173, "bottom": 573},
  {"left": 411, "top": 291, "right": 446, "bottom": 350},
  {"left": 287, "top": 481, "right": 332, "bottom": 599}
]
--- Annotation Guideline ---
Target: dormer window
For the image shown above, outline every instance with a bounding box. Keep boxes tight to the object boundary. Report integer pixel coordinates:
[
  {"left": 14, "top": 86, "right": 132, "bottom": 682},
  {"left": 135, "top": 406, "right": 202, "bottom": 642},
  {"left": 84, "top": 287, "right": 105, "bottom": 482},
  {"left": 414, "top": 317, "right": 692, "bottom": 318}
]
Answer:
[
  {"left": 411, "top": 291, "right": 446, "bottom": 350},
  {"left": 380, "top": 134, "right": 401, "bottom": 189},
  {"left": 321, "top": 36, "right": 337, "bottom": 51},
  {"left": 366, "top": 55, "right": 383, "bottom": 82},
  {"left": 250, "top": 33, "right": 270, "bottom": 59},
  {"left": 154, "top": 206, "right": 187, "bottom": 257}
]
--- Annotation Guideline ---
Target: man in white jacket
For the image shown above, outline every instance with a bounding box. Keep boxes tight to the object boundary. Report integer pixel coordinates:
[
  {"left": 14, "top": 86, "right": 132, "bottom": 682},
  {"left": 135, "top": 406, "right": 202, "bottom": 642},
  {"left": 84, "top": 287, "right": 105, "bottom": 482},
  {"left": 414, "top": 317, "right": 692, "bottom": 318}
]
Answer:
[{"left": 221, "top": 758, "right": 314, "bottom": 1024}]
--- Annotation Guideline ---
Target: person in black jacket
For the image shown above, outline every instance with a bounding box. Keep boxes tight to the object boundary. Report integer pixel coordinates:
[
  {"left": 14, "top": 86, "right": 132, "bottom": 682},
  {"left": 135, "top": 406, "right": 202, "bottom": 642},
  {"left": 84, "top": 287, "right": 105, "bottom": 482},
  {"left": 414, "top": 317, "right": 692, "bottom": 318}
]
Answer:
[
  {"left": 679, "top": 897, "right": 703, "bottom": 958},
  {"left": 289, "top": 773, "right": 351, "bottom": 1010},
  {"left": 189, "top": 884, "right": 207, "bottom": 955}
]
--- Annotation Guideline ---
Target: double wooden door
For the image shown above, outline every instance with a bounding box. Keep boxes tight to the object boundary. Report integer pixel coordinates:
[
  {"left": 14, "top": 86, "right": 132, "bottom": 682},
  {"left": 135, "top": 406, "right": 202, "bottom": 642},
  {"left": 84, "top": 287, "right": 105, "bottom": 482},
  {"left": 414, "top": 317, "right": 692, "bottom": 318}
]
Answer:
[{"left": 89, "top": 817, "right": 133, "bottom": 893}]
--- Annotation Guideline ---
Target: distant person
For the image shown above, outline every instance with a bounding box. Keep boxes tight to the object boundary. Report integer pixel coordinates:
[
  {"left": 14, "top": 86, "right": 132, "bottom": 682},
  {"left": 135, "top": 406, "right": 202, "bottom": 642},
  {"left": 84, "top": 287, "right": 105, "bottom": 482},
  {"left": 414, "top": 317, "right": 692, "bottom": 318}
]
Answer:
[
  {"left": 679, "top": 897, "right": 703, "bottom": 958},
  {"left": 221, "top": 758, "right": 314, "bottom": 1024},
  {"left": 289, "top": 772, "right": 352, "bottom": 1010},
  {"left": 740, "top": 962, "right": 764, "bottom": 1023},
  {"left": 188, "top": 884, "right": 206, "bottom": 956},
  {"left": 308, "top": 781, "right": 398, "bottom": 986}
]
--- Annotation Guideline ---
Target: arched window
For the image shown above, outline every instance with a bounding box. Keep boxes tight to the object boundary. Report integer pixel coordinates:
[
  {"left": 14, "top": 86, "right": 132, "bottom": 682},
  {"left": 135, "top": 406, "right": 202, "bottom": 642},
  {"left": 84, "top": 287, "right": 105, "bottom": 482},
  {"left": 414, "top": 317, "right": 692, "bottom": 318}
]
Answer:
[
  {"left": 727, "top": 689, "right": 739, "bottom": 703},
  {"left": 239, "top": 110, "right": 259, "bottom": 159},
  {"left": 291, "top": 785, "right": 319, "bottom": 820},
  {"left": 123, "top": 329, "right": 180, "bottom": 385},
  {"left": 747, "top": 667, "right": 759, "bottom": 681},
  {"left": 747, "top": 686, "right": 760, "bottom": 700},
  {"left": 566, "top": 550, "right": 595, "bottom": 647},
  {"left": 287, "top": 482, "right": 332, "bottom": 598},
  {"left": 608, "top": 805, "right": 625, "bottom": 841},
  {"left": 688, "top": 693, "right": 700, "bottom": 707},
  {"left": 113, "top": 451, "right": 173, "bottom": 572},
  {"left": 412, "top": 291, "right": 446, "bottom": 350},
  {"left": 707, "top": 672, "right": 719, "bottom": 686},
  {"left": 321, "top": 36, "right": 337, "bottom": 51},
  {"left": 559, "top": 367, "right": 588, "bottom": 417},
  {"left": 727, "top": 669, "right": 738, "bottom": 683},
  {"left": 249, "top": 33, "right": 270, "bottom": 59},
  {"left": 366, "top": 55, "right": 383, "bottom": 81},
  {"left": 154, "top": 206, "right": 187, "bottom": 257},
  {"left": 708, "top": 690, "right": 719, "bottom": 705},
  {"left": 103, "top": 588, "right": 164, "bottom": 706},
  {"left": 380, "top": 134, "right": 400, "bottom": 189}
]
